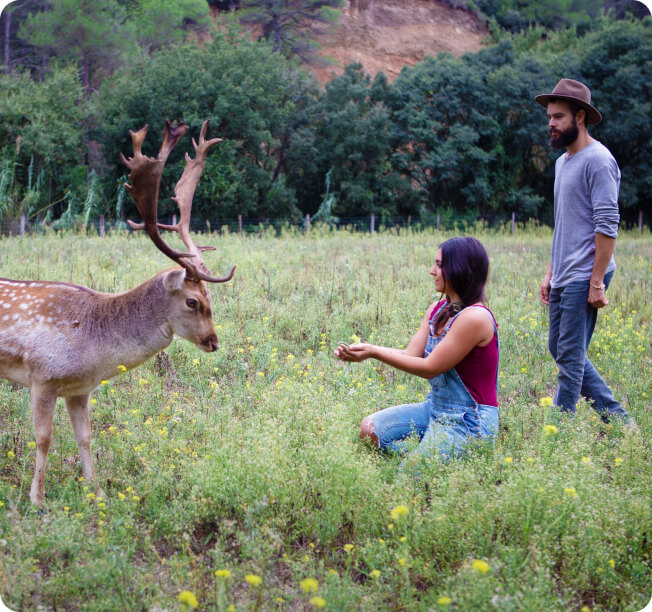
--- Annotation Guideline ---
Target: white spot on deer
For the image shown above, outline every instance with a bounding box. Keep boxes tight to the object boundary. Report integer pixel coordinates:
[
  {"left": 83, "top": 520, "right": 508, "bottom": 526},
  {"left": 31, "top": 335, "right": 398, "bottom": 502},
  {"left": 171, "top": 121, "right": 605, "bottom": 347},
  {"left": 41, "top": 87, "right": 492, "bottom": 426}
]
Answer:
[
  {"left": 3, "top": 303, "right": 11, "bottom": 309},
  {"left": 2, "top": 315, "right": 8, "bottom": 321}
]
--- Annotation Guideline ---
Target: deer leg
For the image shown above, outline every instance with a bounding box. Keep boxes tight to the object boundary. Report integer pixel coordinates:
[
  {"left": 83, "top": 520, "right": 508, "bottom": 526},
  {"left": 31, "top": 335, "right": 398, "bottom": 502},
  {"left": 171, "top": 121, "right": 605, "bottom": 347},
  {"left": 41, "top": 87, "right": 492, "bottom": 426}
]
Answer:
[
  {"left": 65, "top": 394, "right": 104, "bottom": 499},
  {"left": 30, "top": 385, "right": 58, "bottom": 506}
]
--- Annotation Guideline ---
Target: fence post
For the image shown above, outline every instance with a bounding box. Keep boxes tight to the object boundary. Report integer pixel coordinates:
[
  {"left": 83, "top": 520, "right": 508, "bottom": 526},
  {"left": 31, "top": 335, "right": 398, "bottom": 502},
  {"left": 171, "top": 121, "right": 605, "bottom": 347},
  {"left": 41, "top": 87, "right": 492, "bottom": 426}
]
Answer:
[
  {"left": 436, "top": 212, "right": 440, "bottom": 231},
  {"left": 639, "top": 210, "right": 643, "bottom": 234},
  {"left": 511, "top": 211, "right": 515, "bottom": 235},
  {"left": 172, "top": 214, "right": 177, "bottom": 227},
  {"left": 238, "top": 214, "right": 242, "bottom": 236},
  {"left": 370, "top": 213, "right": 375, "bottom": 234},
  {"left": 305, "top": 214, "right": 310, "bottom": 232},
  {"left": 20, "top": 214, "right": 25, "bottom": 236},
  {"left": 99, "top": 214, "right": 105, "bottom": 238}
]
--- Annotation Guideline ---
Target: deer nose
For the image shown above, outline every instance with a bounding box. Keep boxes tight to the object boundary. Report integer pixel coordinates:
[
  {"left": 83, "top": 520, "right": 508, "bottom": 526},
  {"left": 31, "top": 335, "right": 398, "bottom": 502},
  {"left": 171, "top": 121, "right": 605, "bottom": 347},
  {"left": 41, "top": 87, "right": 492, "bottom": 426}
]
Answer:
[{"left": 202, "top": 334, "right": 218, "bottom": 352}]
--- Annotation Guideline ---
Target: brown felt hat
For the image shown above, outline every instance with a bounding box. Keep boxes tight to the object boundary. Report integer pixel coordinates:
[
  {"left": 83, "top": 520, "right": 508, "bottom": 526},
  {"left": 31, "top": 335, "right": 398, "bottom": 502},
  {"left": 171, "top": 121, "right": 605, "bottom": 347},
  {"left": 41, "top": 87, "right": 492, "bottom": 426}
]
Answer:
[{"left": 534, "top": 78, "right": 602, "bottom": 125}]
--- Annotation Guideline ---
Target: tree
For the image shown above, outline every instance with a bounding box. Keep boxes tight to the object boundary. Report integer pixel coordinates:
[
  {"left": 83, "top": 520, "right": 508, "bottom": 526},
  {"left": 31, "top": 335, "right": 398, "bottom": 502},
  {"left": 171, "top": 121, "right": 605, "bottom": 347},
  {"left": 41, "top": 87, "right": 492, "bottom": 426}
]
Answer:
[
  {"left": 284, "top": 63, "right": 408, "bottom": 217},
  {"left": 0, "top": 66, "right": 87, "bottom": 221},
  {"left": 580, "top": 19, "right": 652, "bottom": 216},
  {"left": 17, "top": 0, "right": 129, "bottom": 93},
  {"left": 238, "top": 0, "right": 345, "bottom": 63},
  {"left": 1, "top": 0, "right": 49, "bottom": 75},
  {"left": 94, "top": 33, "right": 311, "bottom": 221},
  {"left": 128, "top": 0, "right": 211, "bottom": 53}
]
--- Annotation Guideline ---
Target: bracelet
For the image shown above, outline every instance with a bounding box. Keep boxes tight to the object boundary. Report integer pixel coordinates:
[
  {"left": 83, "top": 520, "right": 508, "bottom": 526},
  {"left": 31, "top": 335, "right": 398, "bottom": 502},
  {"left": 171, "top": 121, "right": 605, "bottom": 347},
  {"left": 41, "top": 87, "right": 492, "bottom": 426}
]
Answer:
[{"left": 590, "top": 282, "right": 605, "bottom": 290}]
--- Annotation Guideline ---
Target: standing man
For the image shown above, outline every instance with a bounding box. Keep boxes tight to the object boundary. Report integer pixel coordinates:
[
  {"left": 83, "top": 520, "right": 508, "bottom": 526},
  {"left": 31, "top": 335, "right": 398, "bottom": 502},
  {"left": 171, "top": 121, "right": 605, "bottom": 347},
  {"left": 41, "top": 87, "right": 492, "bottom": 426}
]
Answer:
[{"left": 534, "top": 78, "right": 632, "bottom": 423}]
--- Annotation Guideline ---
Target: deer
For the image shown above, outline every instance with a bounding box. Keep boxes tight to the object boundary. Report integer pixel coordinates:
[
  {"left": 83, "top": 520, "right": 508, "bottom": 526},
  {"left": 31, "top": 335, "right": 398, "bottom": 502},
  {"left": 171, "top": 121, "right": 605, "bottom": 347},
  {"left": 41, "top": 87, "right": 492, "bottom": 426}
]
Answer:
[{"left": 0, "top": 119, "right": 235, "bottom": 505}]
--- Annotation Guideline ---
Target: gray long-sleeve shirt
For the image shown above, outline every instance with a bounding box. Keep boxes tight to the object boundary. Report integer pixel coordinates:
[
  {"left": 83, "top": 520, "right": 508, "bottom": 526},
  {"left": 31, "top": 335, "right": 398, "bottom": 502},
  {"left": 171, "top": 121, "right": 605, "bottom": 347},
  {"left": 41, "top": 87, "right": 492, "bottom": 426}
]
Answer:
[{"left": 550, "top": 140, "right": 620, "bottom": 289}]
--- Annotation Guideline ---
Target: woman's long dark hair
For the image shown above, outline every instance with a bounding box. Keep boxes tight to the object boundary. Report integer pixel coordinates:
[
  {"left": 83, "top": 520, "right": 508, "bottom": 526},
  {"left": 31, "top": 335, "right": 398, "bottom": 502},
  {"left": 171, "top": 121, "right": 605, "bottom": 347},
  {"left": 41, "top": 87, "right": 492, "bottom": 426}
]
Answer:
[{"left": 433, "top": 237, "right": 490, "bottom": 334}]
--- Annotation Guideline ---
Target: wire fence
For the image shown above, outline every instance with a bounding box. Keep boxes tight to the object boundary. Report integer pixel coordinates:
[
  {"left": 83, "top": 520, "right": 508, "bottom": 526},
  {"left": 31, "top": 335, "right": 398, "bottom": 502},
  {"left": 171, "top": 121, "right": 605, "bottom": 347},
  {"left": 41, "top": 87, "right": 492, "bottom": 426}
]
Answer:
[{"left": 0, "top": 210, "right": 648, "bottom": 237}]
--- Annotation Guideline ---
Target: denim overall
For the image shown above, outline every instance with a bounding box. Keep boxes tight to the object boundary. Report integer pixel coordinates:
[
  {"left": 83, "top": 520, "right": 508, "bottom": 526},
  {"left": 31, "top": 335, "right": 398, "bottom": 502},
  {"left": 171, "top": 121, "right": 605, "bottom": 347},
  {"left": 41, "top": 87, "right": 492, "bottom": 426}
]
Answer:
[{"left": 368, "top": 304, "right": 499, "bottom": 462}]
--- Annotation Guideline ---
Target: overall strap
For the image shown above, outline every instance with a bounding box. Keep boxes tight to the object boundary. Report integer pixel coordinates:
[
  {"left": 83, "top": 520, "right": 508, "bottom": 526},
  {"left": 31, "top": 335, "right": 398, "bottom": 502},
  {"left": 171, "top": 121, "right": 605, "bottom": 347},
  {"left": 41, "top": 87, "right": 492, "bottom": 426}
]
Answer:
[{"left": 444, "top": 304, "right": 497, "bottom": 333}]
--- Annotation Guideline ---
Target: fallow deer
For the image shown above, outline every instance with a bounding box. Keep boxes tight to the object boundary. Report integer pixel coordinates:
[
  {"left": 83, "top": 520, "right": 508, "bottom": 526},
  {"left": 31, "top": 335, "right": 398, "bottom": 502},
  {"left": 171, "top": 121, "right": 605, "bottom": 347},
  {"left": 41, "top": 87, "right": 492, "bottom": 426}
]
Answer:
[{"left": 0, "top": 119, "right": 235, "bottom": 505}]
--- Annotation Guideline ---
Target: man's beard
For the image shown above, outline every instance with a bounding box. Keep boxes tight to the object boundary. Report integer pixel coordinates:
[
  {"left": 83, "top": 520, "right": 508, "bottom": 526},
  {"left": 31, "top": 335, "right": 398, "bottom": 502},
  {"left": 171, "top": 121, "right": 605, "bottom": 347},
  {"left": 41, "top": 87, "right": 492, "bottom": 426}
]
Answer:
[{"left": 549, "top": 119, "right": 579, "bottom": 149}]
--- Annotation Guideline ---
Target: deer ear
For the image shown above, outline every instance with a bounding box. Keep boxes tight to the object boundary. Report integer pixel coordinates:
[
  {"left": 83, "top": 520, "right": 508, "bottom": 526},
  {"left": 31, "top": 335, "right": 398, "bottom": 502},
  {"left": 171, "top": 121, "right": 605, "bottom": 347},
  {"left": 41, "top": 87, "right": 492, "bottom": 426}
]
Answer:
[{"left": 162, "top": 269, "right": 188, "bottom": 293}]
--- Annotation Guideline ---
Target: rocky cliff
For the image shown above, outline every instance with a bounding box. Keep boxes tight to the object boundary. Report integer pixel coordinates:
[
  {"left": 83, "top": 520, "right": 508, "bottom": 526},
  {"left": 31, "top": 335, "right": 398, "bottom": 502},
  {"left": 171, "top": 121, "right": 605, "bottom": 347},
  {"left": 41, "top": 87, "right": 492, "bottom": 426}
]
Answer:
[
  {"left": 310, "top": 0, "right": 487, "bottom": 83},
  {"left": 211, "top": 0, "right": 487, "bottom": 84}
]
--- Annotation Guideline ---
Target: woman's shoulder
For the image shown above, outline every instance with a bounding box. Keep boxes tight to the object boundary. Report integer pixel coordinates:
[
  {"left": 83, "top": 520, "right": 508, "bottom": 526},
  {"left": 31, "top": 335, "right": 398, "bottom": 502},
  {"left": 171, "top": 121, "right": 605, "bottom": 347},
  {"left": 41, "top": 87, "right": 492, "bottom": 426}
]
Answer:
[
  {"left": 427, "top": 299, "right": 447, "bottom": 320},
  {"left": 449, "top": 304, "right": 496, "bottom": 339}
]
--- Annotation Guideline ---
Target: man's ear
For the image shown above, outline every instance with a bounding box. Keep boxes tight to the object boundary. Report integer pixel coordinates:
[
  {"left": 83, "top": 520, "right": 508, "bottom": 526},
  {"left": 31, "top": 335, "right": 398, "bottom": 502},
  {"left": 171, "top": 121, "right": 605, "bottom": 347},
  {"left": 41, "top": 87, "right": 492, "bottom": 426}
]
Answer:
[
  {"left": 576, "top": 108, "right": 586, "bottom": 128},
  {"left": 162, "top": 268, "right": 187, "bottom": 293}
]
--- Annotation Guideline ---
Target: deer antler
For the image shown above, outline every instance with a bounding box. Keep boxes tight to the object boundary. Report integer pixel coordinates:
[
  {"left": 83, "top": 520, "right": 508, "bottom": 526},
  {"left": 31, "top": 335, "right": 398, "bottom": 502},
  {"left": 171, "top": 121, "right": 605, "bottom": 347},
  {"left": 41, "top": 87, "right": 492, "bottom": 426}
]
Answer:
[{"left": 122, "top": 119, "right": 235, "bottom": 283}]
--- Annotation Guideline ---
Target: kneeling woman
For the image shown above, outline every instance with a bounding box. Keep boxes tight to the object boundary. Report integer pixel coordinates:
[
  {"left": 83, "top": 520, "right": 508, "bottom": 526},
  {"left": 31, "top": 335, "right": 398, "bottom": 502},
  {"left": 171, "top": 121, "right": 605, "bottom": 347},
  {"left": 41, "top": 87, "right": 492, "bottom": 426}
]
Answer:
[{"left": 335, "top": 237, "right": 499, "bottom": 462}]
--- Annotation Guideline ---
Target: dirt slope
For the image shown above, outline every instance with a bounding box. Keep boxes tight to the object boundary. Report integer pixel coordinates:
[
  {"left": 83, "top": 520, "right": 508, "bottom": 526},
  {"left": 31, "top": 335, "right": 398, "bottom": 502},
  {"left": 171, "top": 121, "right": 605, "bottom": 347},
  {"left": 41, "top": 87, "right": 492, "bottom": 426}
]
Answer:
[{"left": 310, "top": 0, "right": 487, "bottom": 83}]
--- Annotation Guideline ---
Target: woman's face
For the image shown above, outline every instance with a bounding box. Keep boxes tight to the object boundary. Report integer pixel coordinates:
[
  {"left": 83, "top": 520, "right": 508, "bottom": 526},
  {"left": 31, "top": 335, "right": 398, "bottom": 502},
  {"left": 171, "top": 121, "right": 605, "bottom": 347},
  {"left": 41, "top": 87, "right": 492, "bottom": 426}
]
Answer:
[{"left": 430, "top": 248, "right": 446, "bottom": 293}]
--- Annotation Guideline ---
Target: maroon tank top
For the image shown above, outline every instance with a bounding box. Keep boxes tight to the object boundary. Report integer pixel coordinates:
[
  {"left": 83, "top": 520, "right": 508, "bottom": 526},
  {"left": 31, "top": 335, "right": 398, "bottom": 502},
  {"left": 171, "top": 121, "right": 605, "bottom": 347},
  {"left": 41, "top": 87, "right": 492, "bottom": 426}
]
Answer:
[{"left": 430, "top": 301, "right": 499, "bottom": 407}]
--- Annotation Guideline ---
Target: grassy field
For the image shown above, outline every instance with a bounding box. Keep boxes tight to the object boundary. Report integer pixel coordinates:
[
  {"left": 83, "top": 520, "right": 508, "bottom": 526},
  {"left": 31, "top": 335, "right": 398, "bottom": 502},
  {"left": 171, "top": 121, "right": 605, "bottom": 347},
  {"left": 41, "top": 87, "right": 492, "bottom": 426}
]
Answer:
[{"left": 0, "top": 227, "right": 650, "bottom": 611}]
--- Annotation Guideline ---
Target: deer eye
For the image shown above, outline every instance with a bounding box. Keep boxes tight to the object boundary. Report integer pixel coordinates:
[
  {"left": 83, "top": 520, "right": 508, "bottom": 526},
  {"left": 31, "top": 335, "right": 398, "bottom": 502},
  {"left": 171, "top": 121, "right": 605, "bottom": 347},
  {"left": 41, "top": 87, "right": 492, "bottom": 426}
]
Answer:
[{"left": 186, "top": 298, "right": 198, "bottom": 309}]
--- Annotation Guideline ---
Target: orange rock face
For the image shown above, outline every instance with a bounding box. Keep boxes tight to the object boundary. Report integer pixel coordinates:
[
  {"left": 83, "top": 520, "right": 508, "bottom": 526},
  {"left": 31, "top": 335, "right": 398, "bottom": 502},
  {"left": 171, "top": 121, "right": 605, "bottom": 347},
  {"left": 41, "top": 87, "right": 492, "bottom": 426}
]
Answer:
[{"left": 310, "top": 0, "right": 487, "bottom": 84}]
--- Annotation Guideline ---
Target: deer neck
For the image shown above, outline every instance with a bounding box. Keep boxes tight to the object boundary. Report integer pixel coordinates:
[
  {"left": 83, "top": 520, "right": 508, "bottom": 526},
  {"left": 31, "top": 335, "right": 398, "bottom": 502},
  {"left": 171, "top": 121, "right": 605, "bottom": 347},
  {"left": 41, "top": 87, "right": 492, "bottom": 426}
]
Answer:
[{"left": 83, "top": 274, "right": 175, "bottom": 369}]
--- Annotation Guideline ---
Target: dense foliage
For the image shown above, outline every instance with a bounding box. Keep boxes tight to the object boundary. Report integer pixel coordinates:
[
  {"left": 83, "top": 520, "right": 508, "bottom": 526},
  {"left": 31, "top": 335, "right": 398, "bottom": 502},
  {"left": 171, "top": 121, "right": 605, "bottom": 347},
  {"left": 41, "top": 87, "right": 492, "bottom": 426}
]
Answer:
[{"left": 0, "top": 0, "right": 650, "bottom": 227}]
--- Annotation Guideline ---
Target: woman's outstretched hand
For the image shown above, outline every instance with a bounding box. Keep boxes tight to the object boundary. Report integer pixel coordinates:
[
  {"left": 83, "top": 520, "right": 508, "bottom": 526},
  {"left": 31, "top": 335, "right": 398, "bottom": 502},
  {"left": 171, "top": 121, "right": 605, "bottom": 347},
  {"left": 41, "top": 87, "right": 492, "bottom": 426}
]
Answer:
[{"left": 334, "top": 342, "right": 374, "bottom": 362}]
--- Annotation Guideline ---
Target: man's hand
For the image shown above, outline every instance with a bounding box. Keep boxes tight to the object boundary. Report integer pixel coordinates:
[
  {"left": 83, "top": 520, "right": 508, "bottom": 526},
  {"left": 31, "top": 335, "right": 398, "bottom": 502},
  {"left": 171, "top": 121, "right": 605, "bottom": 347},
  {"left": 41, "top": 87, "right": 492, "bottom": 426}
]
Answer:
[
  {"left": 540, "top": 273, "right": 552, "bottom": 305},
  {"left": 588, "top": 286, "right": 609, "bottom": 309}
]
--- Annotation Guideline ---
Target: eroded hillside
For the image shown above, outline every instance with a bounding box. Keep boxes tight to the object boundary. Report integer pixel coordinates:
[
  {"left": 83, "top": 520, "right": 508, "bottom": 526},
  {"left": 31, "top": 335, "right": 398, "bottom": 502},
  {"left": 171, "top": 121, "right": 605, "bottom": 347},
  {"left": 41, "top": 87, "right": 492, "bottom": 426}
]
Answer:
[
  {"left": 210, "top": 0, "right": 487, "bottom": 84},
  {"left": 311, "top": 0, "right": 487, "bottom": 83}
]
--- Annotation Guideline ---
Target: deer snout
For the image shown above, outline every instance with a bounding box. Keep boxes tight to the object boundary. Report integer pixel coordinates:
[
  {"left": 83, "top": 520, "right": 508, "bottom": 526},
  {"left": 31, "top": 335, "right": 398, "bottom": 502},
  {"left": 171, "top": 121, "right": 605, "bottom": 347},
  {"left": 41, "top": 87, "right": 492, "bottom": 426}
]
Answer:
[{"left": 200, "top": 333, "right": 219, "bottom": 352}]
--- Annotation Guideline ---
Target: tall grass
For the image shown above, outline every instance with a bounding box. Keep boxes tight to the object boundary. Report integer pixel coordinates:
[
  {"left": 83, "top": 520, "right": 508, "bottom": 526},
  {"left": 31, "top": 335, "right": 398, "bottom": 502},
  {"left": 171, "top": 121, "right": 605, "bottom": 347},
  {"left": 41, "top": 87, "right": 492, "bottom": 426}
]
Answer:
[{"left": 0, "top": 227, "right": 650, "bottom": 611}]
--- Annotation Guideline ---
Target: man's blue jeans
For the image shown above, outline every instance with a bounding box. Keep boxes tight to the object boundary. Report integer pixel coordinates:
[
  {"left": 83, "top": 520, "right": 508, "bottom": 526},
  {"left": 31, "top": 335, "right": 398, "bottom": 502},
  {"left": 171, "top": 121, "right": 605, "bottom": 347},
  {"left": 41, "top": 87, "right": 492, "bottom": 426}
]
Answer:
[{"left": 548, "top": 271, "right": 629, "bottom": 421}]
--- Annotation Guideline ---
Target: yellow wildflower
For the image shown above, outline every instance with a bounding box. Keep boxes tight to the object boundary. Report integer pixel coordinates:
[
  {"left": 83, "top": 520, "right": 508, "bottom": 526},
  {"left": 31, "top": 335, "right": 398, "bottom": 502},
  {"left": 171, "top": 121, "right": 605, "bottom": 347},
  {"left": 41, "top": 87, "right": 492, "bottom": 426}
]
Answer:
[
  {"left": 544, "top": 424, "right": 559, "bottom": 436},
  {"left": 300, "top": 578, "right": 319, "bottom": 593},
  {"left": 309, "top": 596, "right": 326, "bottom": 608},
  {"left": 6, "top": 451, "right": 15, "bottom": 459},
  {"left": 343, "top": 544, "right": 354, "bottom": 553},
  {"left": 471, "top": 559, "right": 490, "bottom": 573},
  {"left": 215, "top": 569, "right": 230, "bottom": 579},
  {"left": 390, "top": 504, "right": 409, "bottom": 521},
  {"left": 177, "top": 590, "right": 198, "bottom": 609},
  {"left": 614, "top": 457, "right": 623, "bottom": 466},
  {"left": 608, "top": 559, "right": 615, "bottom": 568},
  {"left": 503, "top": 456, "right": 513, "bottom": 464},
  {"left": 540, "top": 397, "right": 554, "bottom": 408},
  {"left": 117, "top": 365, "right": 127, "bottom": 372},
  {"left": 369, "top": 570, "right": 381, "bottom": 579},
  {"left": 437, "top": 596, "right": 452, "bottom": 605},
  {"left": 564, "top": 487, "right": 577, "bottom": 497},
  {"left": 245, "top": 574, "right": 262, "bottom": 587}
]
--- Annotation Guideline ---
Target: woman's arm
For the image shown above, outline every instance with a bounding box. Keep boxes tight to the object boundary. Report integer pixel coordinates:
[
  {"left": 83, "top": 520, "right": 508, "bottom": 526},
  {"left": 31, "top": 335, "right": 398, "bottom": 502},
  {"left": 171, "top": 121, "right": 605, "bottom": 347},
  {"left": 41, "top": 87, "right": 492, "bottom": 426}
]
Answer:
[
  {"left": 335, "top": 307, "right": 494, "bottom": 379},
  {"left": 403, "top": 300, "right": 441, "bottom": 357},
  {"left": 334, "top": 301, "right": 438, "bottom": 363}
]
